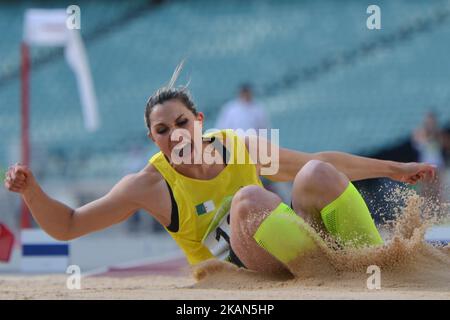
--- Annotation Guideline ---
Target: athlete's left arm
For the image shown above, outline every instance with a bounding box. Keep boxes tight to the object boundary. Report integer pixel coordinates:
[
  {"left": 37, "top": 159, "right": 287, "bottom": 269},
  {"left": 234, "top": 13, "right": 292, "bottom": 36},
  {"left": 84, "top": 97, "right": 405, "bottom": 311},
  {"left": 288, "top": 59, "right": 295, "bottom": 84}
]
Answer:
[{"left": 245, "top": 135, "right": 437, "bottom": 183}]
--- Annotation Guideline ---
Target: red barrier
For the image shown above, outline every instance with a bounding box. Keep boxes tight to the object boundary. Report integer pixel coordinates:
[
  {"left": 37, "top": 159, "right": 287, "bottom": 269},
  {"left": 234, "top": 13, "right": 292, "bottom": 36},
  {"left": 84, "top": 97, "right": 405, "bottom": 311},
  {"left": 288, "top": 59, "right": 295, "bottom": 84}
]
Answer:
[{"left": 0, "top": 223, "right": 15, "bottom": 262}]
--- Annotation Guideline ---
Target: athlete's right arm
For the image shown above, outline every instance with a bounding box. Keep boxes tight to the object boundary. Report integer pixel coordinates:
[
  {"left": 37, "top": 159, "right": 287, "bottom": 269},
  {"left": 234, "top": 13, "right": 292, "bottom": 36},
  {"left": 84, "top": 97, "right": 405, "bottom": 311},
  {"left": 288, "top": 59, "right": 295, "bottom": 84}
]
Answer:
[{"left": 4, "top": 164, "right": 143, "bottom": 241}]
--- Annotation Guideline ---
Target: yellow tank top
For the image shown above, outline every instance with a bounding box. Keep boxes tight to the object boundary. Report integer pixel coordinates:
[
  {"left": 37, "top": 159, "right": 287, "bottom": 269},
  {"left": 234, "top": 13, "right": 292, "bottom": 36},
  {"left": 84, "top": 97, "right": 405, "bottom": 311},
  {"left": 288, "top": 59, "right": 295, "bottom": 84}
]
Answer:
[{"left": 149, "top": 129, "right": 263, "bottom": 265}]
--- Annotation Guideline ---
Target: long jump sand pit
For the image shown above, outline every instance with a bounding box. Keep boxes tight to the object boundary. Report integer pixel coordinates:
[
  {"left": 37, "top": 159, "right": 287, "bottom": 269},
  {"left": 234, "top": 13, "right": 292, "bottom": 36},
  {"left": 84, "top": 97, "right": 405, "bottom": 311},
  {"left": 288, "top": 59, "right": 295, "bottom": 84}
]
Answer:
[
  {"left": 1, "top": 234, "right": 449, "bottom": 300},
  {"left": 0, "top": 247, "right": 449, "bottom": 300},
  {"left": 1, "top": 189, "right": 449, "bottom": 300},
  {"left": 1, "top": 236, "right": 449, "bottom": 299}
]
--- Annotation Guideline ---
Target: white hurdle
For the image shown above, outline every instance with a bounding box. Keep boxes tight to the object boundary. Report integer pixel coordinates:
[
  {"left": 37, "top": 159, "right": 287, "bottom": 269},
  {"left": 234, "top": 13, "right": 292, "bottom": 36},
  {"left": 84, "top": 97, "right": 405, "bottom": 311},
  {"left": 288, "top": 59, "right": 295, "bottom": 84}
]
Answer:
[{"left": 21, "top": 229, "right": 70, "bottom": 273}]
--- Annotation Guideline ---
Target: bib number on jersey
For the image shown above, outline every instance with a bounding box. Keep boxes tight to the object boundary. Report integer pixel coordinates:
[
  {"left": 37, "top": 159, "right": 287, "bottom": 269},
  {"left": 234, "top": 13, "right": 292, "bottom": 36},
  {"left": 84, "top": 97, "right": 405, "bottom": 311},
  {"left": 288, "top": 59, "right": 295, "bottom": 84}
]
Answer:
[{"left": 202, "top": 196, "right": 233, "bottom": 261}]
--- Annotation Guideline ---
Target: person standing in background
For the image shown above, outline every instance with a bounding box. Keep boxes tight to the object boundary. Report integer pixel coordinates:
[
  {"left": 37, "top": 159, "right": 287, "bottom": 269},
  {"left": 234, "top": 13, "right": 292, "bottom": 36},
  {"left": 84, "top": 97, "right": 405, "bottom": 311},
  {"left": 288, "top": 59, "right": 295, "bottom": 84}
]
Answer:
[
  {"left": 215, "top": 83, "right": 282, "bottom": 196},
  {"left": 412, "top": 111, "right": 447, "bottom": 205},
  {"left": 215, "top": 84, "right": 270, "bottom": 135},
  {"left": 215, "top": 84, "right": 279, "bottom": 194}
]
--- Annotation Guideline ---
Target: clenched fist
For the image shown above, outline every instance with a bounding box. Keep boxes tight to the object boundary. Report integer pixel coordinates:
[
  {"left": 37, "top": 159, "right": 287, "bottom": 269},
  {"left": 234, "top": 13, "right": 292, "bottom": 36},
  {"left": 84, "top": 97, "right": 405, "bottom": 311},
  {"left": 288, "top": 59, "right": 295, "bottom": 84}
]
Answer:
[
  {"left": 389, "top": 162, "right": 437, "bottom": 185},
  {"left": 3, "top": 163, "right": 35, "bottom": 194}
]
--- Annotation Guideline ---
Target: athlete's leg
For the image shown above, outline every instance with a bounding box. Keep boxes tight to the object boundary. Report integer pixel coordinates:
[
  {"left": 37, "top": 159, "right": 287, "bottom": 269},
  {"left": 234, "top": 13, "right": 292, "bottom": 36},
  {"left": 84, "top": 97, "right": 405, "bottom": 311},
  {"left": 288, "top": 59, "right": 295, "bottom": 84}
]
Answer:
[
  {"left": 229, "top": 185, "right": 289, "bottom": 275},
  {"left": 230, "top": 160, "right": 383, "bottom": 276},
  {"left": 229, "top": 161, "right": 352, "bottom": 274},
  {"left": 291, "top": 160, "right": 383, "bottom": 247},
  {"left": 291, "top": 160, "right": 349, "bottom": 230}
]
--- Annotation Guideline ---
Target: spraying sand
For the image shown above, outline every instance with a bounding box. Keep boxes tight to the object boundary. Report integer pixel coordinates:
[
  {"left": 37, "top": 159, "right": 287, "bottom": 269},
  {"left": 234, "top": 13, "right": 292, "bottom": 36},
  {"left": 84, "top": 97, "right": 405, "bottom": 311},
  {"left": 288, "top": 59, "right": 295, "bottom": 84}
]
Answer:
[{"left": 1, "top": 186, "right": 449, "bottom": 299}]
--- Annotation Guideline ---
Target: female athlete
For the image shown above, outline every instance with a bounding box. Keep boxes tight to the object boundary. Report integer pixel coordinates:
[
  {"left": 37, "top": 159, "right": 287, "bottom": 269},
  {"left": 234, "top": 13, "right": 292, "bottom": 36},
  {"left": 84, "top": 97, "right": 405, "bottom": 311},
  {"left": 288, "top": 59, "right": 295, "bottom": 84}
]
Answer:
[{"left": 4, "top": 65, "right": 436, "bottom": 275}]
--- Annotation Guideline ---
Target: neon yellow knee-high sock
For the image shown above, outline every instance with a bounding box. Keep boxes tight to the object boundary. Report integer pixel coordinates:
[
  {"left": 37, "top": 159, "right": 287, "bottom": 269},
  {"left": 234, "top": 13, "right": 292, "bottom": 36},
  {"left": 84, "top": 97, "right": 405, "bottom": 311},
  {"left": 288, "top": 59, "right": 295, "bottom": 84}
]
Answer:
[
  {"left": 253, "top": 202, "right": 325, "bottom": 264},
  {"left": 320, "top": 182, "right": 384, "bottom": 248}
]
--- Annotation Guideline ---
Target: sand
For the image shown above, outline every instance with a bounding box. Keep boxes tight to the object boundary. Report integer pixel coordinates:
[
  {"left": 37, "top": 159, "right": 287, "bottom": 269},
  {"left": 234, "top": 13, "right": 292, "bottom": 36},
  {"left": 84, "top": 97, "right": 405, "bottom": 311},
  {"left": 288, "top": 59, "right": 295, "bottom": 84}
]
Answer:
[
  {"left": 0, "top": 262, "right": 448, "bottom": 300},
  {"left": 1, "top": 185, "right": 449, "bottom": 300}
]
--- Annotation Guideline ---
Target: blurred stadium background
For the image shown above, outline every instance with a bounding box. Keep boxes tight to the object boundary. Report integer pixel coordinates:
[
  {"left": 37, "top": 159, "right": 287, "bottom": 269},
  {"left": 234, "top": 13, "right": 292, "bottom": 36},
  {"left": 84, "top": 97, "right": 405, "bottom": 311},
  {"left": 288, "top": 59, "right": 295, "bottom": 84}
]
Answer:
[{"left": 1, "top": 0, "right": 450, "bottom": 273}]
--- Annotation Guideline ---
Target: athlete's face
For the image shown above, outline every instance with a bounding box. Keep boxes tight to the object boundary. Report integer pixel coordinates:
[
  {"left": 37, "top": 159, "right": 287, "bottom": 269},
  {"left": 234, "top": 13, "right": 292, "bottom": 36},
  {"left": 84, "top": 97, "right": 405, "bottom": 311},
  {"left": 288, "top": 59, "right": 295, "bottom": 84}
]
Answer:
[{"left": 148, "top": 99, "right": 204, "bottom": 160}]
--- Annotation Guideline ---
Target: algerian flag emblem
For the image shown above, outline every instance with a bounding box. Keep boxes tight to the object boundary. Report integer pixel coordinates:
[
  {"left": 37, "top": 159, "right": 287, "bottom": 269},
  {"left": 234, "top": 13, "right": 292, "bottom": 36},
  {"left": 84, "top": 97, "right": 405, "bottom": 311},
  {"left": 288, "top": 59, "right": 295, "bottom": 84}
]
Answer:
[{"left": 195, "top": 200, "right": 215, "bottom": 215}]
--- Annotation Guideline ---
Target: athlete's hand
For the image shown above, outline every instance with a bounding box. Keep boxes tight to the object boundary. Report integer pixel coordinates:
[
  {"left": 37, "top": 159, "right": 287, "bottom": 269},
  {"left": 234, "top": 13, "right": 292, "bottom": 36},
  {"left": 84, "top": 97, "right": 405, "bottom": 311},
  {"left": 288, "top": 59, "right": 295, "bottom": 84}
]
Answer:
[
  {"left": 3, "top": 163, "right": 35, "bottom": 194},
  {"left": 389, "top": 162, "right": 437, "bottom": 185}
]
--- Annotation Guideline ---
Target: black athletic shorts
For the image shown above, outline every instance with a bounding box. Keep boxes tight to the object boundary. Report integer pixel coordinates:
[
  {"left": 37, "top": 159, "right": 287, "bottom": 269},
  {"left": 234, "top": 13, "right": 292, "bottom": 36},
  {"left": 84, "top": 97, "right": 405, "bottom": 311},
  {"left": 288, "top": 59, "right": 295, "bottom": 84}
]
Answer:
[{"left": 228, "top": 245, "right": 246, "bottom": 268}]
